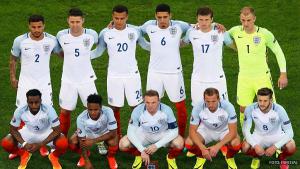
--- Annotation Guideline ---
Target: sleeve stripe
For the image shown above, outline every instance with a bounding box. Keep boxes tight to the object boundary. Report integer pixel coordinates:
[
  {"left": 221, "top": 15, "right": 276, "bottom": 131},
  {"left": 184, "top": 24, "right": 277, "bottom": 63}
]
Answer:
[
  {"left": 168, "top": 121, "right": 178, "bottom": 129},
  {"left": 283, "top": 120, "right": 291, "bottom": 125}
]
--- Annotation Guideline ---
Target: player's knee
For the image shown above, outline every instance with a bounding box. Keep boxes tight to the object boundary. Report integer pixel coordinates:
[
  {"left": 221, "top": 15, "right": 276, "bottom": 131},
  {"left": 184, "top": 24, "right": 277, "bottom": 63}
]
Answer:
[
  {"left": 230, "top": 136, "right": 241, "bottom": 147},
  {"left": 171, "top": 136, "right": 184, "bottom": 149},
  {"left": 285, "top": 140, "right": 297, "bottom": 154},
  {"left": 55, "top": 136, "right": 68, "bottom": 150},
  {"left": 119, "top": 136, "right": 131, "bottom": 151},
  {"left": 185, "top": 137, "right": 194, "bottom": 146},
  {"left": 1, "top": 136, "right": 15, "bottom": 152},
  {"left": 241, "top": 141, "right": 251, "bottom": 153}
]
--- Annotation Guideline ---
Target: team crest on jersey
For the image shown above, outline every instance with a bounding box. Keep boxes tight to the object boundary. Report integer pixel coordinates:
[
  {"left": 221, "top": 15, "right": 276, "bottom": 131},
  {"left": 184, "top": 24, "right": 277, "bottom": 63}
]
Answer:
[
  {"left": 43, "top": 44, "right": 50, "bottom": 53},
  {"left": 269, "top": 117, "right": 276, "bottom": 124},
  {"left": 218, "top": 115, "right": 226, "bottom": 122},
  {"left": 211, "top": 35, "right": 219, "bottom": 43},
  {"left": 128, "top": 33, "right": 135, "bottom": 41},
  {"left": 83, "top": 38, "right": 90, "bottom": 48},
  {"left": 253, "top": 36, "right": 261, "bottom": 44},
  {"left": 169, "top": 27, "right": 177, "bottom": 36},
  {"left": 158, "top": 118, "right": 165, "bottom": 125}
]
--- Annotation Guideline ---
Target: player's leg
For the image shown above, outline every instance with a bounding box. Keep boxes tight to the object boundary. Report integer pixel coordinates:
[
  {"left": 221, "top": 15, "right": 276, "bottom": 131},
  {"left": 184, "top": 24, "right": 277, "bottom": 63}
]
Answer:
[
  {"left": 217, "top": 75, "right": 229, "bottom": 101},
  {"left": 68, "top": 133, "right": 90, "bottom": 167},
  {"left": 242, "top": 132, "right": 264, "bottom": 169},
  {"left": 59, "top": 82, "right": 78, "bottom": 136},
  {"left": 164, "top": 73, "right": 187, "bottom": 137},
  {"left": 106, "top": 134, "right": 119, "bottom": 169},
  {"left": 167, "top": 135, "right": 184, "bottom": 169},
  {"left": 119, "top": 135, "right": 142, "bottom": 169},
  {"left": 254, "top": 72, "right": 276, "bottom": 102},
  {"left": 146, "top": 71, "right": 165, "bottom": 98},
  {"left": 278, "top": 140, "right": 296, "bottom": 169},
  {"left": 48, "top": 134, "right": 68, "bottom": 169},
  {"left": 237, "top": 75, "right": 256, "bottom": 127},
  {"left": 191, "top": 75, "right": 207, "bottom": 106},
  {"left": 107, "top": 75, "right": 125, "bottom": 140},
  {"left": 224, "top": 135, "right": 241, "bottom": 169}
]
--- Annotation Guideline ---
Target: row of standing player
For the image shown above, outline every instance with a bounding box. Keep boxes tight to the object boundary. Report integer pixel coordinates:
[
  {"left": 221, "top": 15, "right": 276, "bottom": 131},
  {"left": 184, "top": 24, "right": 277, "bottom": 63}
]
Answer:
[{"left": 7, "top": 3, "right": 290, "bottom": 169}]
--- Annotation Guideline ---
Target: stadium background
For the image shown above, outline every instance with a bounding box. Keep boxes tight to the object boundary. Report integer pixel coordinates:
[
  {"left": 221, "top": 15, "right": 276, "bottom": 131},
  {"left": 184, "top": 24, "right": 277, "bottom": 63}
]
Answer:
[{"left": 0, "top": 0, "right": 299, "bottom": 168}]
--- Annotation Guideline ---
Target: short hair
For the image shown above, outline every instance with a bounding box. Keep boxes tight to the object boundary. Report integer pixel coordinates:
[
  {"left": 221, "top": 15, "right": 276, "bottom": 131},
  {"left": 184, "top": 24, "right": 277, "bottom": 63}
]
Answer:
[
  {"left": 156, "top": 3, "right": 170, "bottom": 13},
  {"left": 26, "top": 89, "right": 42, "bottom": 98},
  {"left": 144, "top": 90, "right": 159, "bottom": 98},
  {"left": 203, "top": 88, "right": 220, "bottom": 99},
  {"left": 68, "top": 8, "right": 83, "bottom": 17},
  {"left": 197, "top": 7, "right": 214, "bottom": 18},
  {"left": 28, "top": 15, "right": 44, "bottom": 24},
  {"left": 257, "top": 88, "right": 273, "bottom": 99},
  {"left": 87, "top": 94, "right": 102, "bottom": 105},
  {"left": 112, "top": 5, "right": 128, "bottom": 14},
  {"left": 240, "top": 6, "right": 255, "bottom": 16}
]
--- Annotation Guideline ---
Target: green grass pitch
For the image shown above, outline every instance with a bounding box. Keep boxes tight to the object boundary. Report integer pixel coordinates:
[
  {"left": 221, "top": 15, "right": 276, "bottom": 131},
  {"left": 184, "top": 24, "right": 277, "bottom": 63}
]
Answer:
[{"left": 0, "top": 0, "right": 299, "bottom": 168}]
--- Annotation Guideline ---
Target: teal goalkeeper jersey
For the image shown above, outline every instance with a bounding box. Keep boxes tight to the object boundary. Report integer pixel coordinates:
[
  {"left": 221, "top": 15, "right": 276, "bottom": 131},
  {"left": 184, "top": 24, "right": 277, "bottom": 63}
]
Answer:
[{"left": 229, "top": 26, "right": 286, "bottom": 77}]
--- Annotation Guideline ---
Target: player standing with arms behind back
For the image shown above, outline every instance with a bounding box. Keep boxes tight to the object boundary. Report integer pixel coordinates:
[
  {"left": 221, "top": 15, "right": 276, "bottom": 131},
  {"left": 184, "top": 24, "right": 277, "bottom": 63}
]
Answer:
[{"left": 56, "top": 8, "right": 99, "bottom": 136}]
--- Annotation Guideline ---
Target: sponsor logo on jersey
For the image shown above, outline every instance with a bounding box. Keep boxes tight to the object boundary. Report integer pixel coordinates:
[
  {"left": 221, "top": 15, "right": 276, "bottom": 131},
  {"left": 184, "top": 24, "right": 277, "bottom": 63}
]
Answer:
[
  {"left": 83, "top": 38, "right": 90, "bottom": 48},
  {"left": 169, "top": 27, "right": 177, "bottom": 36},
  {"left": 190, "top": 116, "right": 194, "bottom": 121},
  {"left": 150, "top": 30, "right": 156, "bottom": 33},
  {"left": 77, "top": 128, "right": 82, "bottom": 134},
  {"left": 141, "top": 121, "right": 148, "bottom": 124},
  {"left": 253, "top": 36, "right": 261, "bottom": 44},
  {"left": 43, "top": 44, "right": 50, "bottom": 53},
  {"left": 128, "top": 33, "right": 135, "bottom": 41},
  {"left": 11, "top": 117, "right": 16, "bottom": 123},
  {"left": 24, "top": 48, "right": 31, "bottom": 50},
  {"left": 211, "top": 34, "right": 219, "bottom": 43}
]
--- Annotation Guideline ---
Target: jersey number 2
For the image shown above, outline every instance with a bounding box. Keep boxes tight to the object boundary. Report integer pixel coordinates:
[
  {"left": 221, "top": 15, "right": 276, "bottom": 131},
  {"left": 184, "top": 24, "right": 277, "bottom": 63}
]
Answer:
[{"left": 35, "top": 54, "right": 40, "bottom": 62}]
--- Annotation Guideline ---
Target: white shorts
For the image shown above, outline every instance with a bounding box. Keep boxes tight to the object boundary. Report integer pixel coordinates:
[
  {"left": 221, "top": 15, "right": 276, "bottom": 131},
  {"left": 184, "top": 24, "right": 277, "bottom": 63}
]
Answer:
[
  {"left": 59, "top": 81, "right": 98, "bottom": 111},
  {"left": 107, "top": 73, "right": 143, "bottom": 107},
  {"left": 191, "top": 74, "right": 228, "bottom": 106},
  {"left": 19, "top": 126, "right": 55, "bottom": 148},
  {"left": 146, "top": 71, "right": 186, "bottom": 102},
  {"left": 197, "top": 125, "right": 229, "bottom": 145},
  {"left": 16, "top": 83, "right": 53, "bottom": 107},
  {"left": 251, "top": 132, "right": 286, "bottom": 149},
  {"left": 136, "top": 128, "right": 170, "bottom": 147}
]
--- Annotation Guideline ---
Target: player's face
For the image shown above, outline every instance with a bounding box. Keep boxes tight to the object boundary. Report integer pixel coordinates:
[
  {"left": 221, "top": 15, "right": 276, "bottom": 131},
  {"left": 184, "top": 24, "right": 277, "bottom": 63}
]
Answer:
[
  {"left": 27, "top": 96, "right": 41, "bottom": 114},
  {"left": 155, "top": 12, "right": 171, "bottom": 29},
  {"left": 197, "top": 15, "right": 213, "bottom": 31},
  {"left": 257, "top": 95, "right": 272, "bottom": 113},
  {"left": 204, "top": 94, "right": 220, "bottom": 112},
  {"left": 68, "top": 16, "right": 84, "bottom": 34},
  {"left": 87, "top": 103, "right": 101, "bottom": 120},
  {"left": 240, "top": 13, "right": 256, "bottom": 32},
  {"left": 29, "top": 21, "right": 44, "bottom": 39},
  {"left": 144, "top": 96, "right": 160, "bottom": 115},
  {"left": 112, "top": 12, "right": 128, "bottom": 30}
]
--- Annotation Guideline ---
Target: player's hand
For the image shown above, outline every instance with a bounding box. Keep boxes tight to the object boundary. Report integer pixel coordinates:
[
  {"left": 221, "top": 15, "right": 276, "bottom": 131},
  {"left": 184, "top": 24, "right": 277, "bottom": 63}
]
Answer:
[
  {"left": 27, "top": 143, "right": 42, "bottom": 153},
  {"left": 254, "top": 145, "right": 265, "bottom": 156},
  {"left": 10, "top": 78, "right": 18, "bottom": 89},
  {"left": 278, "top": 73, "right": 288, "bottom": 89},
  {"left": 107, "top": 21, "right": 114, "bottom": 29},
  {"left": 141, "top": 151, "right": 150, "bottom": 166},
  {"left": 144, "top": 144, "right": 158, "bottom": 155},
  {"left": 81, "top": 139, "right": 95, "bottom": 148},
  {"left": 201, "top": 148, "right": 212, "bottom": 161},
  {"left": 215, "top": 23, "right": 226, "bottom": 33},
  {"left": 84, "top": 160, "right": 94, "bottom": 169},
  {"left": 208, "top": 145, "right": 220, "bottom": 157},
  {"left": 265, "top": 145, "right": 277, "bottom": 157}
]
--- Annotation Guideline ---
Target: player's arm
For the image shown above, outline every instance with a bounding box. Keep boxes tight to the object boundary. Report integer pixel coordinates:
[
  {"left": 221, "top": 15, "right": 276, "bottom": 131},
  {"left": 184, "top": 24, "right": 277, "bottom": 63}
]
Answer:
[
  {"left": 242, "top": 106, "right": 258, "bottom": 147},
  {"left": 10, "top": 125, "right": 25, "bottom": 145},
  {"left": 274, "top": 105, "right": 294, "bottom": 149},
  {"left": 189, "top": 105, "right": 207, "bottom": 151},
  {"left": 9, "top": 55, "right": 18, "bottom": 89},
  {"left": 223, "top": 31, "right": 237, "bottom": 51},
  {"left": 91, "top": 29, "right": 107, "bottom": 59},
  {"left": 180, "top": 28, "right": 191, "bottom": 47},
  {"left": 265, "top": 30, "right": 287, "bottom": 89},
  {"left": 136, "top": 27, "right": 150, "bottom": 51}
]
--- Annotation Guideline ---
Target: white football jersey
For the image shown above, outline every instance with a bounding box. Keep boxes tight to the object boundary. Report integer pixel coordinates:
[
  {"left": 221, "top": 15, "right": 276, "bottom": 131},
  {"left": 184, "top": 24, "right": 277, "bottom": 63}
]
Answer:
[
  {"left": 57, "top": 28, "right": 98, "bottom": 83},
  {"left": 97, "top": 25, "right": 148, "bottom": 76},
  {"left": 130, "top": 103, "right": 178, "bottom": 134},
  {"left": 244, "top": 102, "right": 292, "bottom": 136},
  {"left": 190, "top": 100, "right": 237, "bottom": 132},
  {"left": 10, "top": 104, "right": 60, "bottom": 133},
  {"left": 183, "top": 28, "right": 232, "bottom": 82},
  {"left": 76, "top": 106, "right": 117, "bottom": 139},
  {"left": 11, "top": 32, "right": 59, "bottom": 87},
  {"left": 140, "top": 20, "right": 190, "bottom": 73}
]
